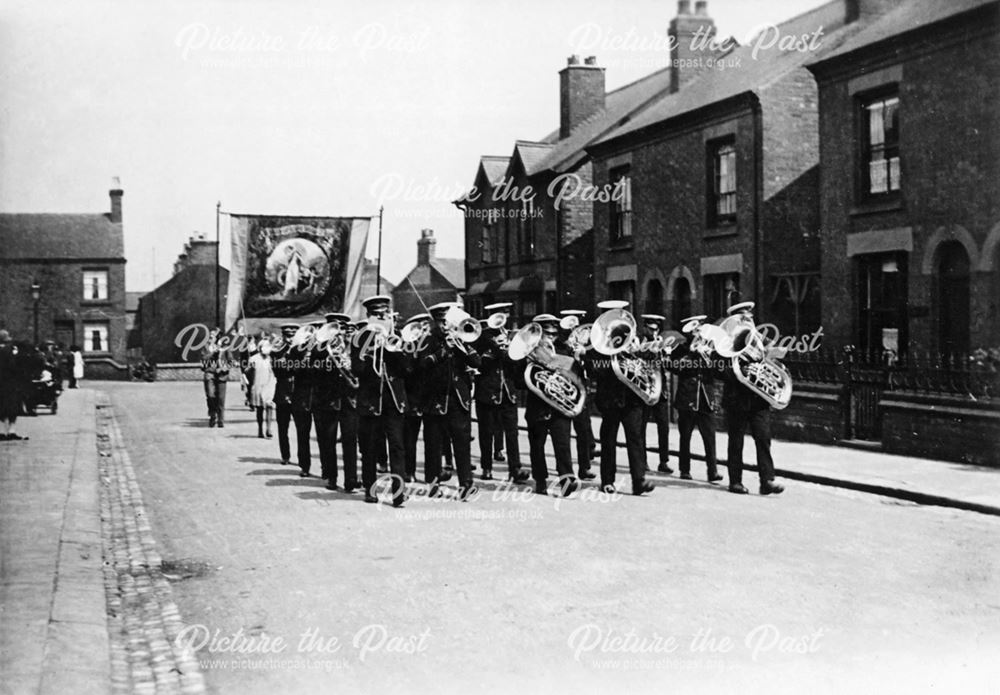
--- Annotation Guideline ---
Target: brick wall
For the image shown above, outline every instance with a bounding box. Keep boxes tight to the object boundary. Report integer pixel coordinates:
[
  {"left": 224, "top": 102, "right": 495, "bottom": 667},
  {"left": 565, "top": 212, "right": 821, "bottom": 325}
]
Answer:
[
  {"left": 813, "top": 9, "right": 1000, "bottom": 352},
  {"left": 881, "top": 392, "right": 1000, "bottom": 467},
  {"left": 137, "top": 265, "right": 228, "bottom": 363},
  {"left": 0, "top": 260, "right": 128, "bottom": 362}
]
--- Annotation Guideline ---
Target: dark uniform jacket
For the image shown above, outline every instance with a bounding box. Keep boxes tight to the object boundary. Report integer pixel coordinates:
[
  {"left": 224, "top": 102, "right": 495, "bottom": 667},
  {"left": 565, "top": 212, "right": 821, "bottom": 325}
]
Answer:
[
  {"left": 420, "top": 331, "right": 481, "bottom": 415},
  {"left": 473, "top": 331, "right": 518, "bottom": 406},
  {"left": 586, "top": 349, "right": 645, "bottom": 413},
  {"left": 350, "top": 326, "right": 408, "bottom": 416},
  {"left": 668, "top": 343, "right": 716, "bottom": 413},
  {"left": 289, "top": 345, "right": 319, "bottom": 412},
  {"left": 271, "top": 345, "right": 297, "bottom": 407},
  {"left": 310, "top": 347, "right": 356, "bottom": 412}
]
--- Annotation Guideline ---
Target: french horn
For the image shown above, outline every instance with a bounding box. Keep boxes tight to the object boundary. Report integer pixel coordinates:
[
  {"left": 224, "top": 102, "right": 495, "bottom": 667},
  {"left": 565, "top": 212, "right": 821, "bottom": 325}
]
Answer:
[
  {"left": 507, "top": 322, "right": 586, "bottom": 418},
  {"left": 590, "top": 307, "right": 662, "bottom": 405}
]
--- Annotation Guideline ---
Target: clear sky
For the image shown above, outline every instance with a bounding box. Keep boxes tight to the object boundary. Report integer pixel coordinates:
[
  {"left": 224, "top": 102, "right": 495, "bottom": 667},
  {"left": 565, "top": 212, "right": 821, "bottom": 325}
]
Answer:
[{"left": 0, "top": 0, "right": 829, "bottom": 291}]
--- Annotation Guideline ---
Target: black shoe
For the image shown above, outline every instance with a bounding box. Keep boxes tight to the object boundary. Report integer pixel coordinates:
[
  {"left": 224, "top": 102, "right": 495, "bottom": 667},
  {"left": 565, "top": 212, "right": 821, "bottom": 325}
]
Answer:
[
  {"left": 494, "top": 452, "right": 505, "bottom": 462},
  {"left": 729, "top": 484, "right": 750, "bottom": 495},
  {"left": 439, "top": 469, "right": 453, "bottom": 483},
  {"left": 600, "top": 484, "right": 617, "bottom": 494},
  {"left": 481, "top": 470, "right": 493, "bottom": 481},
  {"left": 657, "top": 463, "right": 674, "bottom": 475},
  {"left": 209, "top": 418, "right": 216, "bottom": 427},
  {"left": 579, "top": 470, "right": 596, "bottom": 481},
  {"left": 217, "top": 422, "right": 224, "bottom": 428},
  {"left": 561, "top": 478, "right": 579, "bottom": 497},
  {"left": 257, "top": 432, "right": 264, "bottom": 439},
  {"left": 344, "top": 481, "right": 361, "bottom": 493},
  {"left": 364, "top": 494, "right": 378, "bottom": 504},
  {"left": 428, "top": 484, "right": 443, "bottom": 498},
  {"left": 266, "top": 432, "right": 273, "bottom": 439},
  {"left": 632, "top": 480, "right": 655, "bottom": 496},
  {"left": 708, "top": 473, "right": 723, "bottom": 483},
  {"left": 280, "top": 459, "right": 289, "bottom": 466},
  {"left": 325, "top": 482, "right": 339, "bottom": 491},
  {"left": 760, "top": 481, "right": 785, "bottom": 495},
  {"left": 459, "top": 484, "right": 478, "bottom": 501},
  {"left": 299, "top": 471, "right": 310, "bottom": 478},
  {"left": 534, "top": 482, "right": 548, "bottom": 496},
  {"left": 393, "top": 492, "right": 409, "bottom": 508},
  {"left": 403, "top": 475, "right": 413, "bottom": 483},
  {"left": 509, "top": 470, "right": 530, "bottom": 484}
]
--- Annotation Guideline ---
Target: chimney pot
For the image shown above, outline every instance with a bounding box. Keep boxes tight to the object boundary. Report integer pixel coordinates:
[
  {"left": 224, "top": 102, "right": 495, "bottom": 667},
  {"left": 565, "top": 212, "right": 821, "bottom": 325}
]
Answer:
[
  {"left": 109, "top": 178, "right": 123, "bottom": 224},
  {"left": 678, "top": 0, "right": 691, "bottom": 15},
  {"left": 695, "top": 0, "right": 707, "bottom": 14},
  {"left": 584, "top": 55, "right": 597, "bottom": 66},
  {"left": 417, "top": 229, "right": 436, "bottom": 265},
  {"left": 567, "top": 54, "right": 580, "bottom": 65}
]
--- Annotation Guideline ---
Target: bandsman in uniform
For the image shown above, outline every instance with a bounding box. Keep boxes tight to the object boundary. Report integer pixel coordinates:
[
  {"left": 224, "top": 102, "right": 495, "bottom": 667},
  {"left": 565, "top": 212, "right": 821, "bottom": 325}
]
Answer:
[
  {"left": 290, "top": 320, "right": 324, "bottom": 478},
  {"left": 314, "top": 313, "right": 361, "bottom": 492},
  {"left": 639, "top": 313, "right": 674, "bottom": 475},
  {"left": 589, "top": 300, "right": 655, "bottom": 496},
  {"left": 474, "top": 303, "right": 528, "bottom": 483},
  {"left": 558, "top": 309, "right": 597, "bottom": 480},
  {"left": 420, "top": 302, "right": 480, "bottom": 500},
  {"left": 721, "top": 302, "right": 785, "bottom": 496},
  {"left": 351, "top": 296, "right": 408, "bottom": 506},
  {"left": 670, "top": 315, "right": 723, "bottom": 482},
  {"left": 514, "top": 314, "right": 579, "bottom": 496},
  {"left": 271, "top": 323, "right": 299, "bottom": 465},
  {"left": 401, "top": 313, "right": 431, "bottom": 483}
]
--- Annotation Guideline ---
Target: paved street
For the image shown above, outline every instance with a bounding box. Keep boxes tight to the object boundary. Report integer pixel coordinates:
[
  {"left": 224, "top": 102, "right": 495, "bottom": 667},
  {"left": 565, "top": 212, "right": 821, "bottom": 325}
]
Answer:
[{"left": 83, "top": 381, "right": 998, "bottom": 694}]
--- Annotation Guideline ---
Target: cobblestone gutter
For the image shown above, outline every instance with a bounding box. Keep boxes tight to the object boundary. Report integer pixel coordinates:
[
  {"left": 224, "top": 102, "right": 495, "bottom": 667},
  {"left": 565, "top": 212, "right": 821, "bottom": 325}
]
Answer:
[{"left": 96, "top": 394, "right": 206, "bottom": 695}]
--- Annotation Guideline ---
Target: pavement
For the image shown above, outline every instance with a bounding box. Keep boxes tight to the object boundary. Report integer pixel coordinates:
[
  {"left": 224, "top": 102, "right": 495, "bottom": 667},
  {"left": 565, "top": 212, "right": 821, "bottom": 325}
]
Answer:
[{"left": 1, "top": 383, "right": 999, "bottom": 695}]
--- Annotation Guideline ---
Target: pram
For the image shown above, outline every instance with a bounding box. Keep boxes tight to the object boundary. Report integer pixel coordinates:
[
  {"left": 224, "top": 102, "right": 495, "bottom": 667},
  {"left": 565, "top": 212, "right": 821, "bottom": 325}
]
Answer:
[{"left": 27, "top": 369, "right": 61, "bottom": 414}]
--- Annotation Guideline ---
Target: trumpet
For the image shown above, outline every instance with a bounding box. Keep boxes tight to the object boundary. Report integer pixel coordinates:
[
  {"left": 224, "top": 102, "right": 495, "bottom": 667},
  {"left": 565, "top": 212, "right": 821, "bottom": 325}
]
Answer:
[
  {"left": 289, "top": 323, "right": 315, "bottom": 350},
  {"left": 566, "top": 323, "right": 592, "bottom": 353},
  {"left": 400, "top": 319, "right": 430, "bottom": 344},
  {"left": 315, "top": 322, "right": 358, "bottom": 389},
  {"left": 487, "top": 312, "right": 508, "bottom": 330},
  {"left": 590, "top": 307, "right": 662, "bottom": 405},
  {"left": 507, "top": 322, "right": 586, "bottom": 418}
]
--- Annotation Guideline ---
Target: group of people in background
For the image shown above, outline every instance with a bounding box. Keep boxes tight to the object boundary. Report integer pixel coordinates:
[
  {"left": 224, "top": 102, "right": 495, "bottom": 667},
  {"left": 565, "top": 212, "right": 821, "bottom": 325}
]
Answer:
[
  {"left": 0, "top": 329, "right": 82, "bottom": 441},
  {"left": 200, "top": 293, "right": 787, "bottom": 507}
]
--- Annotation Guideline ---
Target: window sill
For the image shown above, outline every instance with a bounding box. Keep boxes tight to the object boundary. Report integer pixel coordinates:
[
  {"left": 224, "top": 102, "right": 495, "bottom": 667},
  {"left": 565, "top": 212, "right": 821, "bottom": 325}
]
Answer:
[
  {"left": 609, "top": 239, "right": 634, "bottom": 251},
  {"left": 83, "top": 351, "right": 112, "bottom": 357},
  {"left": 81, "top": 300, "right": 112, "bottom": 306},
  {"left": 850, "top": 198, "right": 903, "bottom": 217},
  {"left": 704, "top": 224, "right": 737, "bottom": 239}
]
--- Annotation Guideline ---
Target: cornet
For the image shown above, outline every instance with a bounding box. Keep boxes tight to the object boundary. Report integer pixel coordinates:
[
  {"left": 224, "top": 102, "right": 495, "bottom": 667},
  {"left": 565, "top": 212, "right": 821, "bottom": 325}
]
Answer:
[{"left": 443, "top": 305, "right": 482, "bottom": 347}]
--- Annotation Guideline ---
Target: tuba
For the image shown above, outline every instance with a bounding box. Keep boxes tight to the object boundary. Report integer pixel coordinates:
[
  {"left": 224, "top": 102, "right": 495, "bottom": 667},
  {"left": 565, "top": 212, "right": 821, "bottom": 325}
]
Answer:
[
  {"left": 717, "top": 315, "right": 793, "bottom": 410},
  {"left": 590, "top": 308, "right": 662, "bottom": 406},
  {"left": 507, "top": 322, "right": 586, "bottom": 418}
]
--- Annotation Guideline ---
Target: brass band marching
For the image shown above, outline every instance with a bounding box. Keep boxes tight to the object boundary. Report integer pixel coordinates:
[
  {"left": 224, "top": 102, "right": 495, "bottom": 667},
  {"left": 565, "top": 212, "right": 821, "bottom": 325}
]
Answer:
[{"left": 218, "top": 293, "right": 791, "bottom": 506}]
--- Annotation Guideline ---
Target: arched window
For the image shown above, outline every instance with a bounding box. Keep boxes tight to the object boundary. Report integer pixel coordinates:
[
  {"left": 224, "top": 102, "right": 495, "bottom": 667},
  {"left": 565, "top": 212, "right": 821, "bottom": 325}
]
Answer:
[
  {"left": 937, "top": 241, "right": 970, "bottom": 356},
  {"left": 644, "top": 279, "right": 664, "bottom": 315},
  {"left": 672, "top": 277, "right": 692, "bottom": 331}
]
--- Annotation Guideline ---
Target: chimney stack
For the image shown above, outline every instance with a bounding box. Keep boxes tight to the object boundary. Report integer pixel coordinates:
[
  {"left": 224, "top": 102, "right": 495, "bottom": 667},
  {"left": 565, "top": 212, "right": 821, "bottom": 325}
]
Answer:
[
  {"left": 417, "top": 228, "right": 436, "bottom": 266},
  {"left": 109, "top": 176, "right": 123, "bottom": 224},
  {"left": 669, "top": 0, "right": 716, "bottom": 93},
  {"left": 559, "top": 54, "right": 605, "bottom": 139}
]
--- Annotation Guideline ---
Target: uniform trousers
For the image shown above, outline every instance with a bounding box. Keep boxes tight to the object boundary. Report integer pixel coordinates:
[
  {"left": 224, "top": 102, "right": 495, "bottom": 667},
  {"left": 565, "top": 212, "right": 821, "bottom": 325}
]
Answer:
[
  {"left": 424, "top": 409, "right": 473, "bottom": 487},
  {"left": 291, "top": 410, "right": 314, "bottom": 474},
  {"left": 646, "top": 399, "right": 672, "bottom": 466},
  {"left": 725, "top": 407, "right": 775, "bottom": 486},
  {"left": 359, "top": 410, "right": 406, "bottom": 502},
  {"left": 599, "top": 403, "right": 648, "bottom": 487},
  {"left": 315, "top": 407, "right": 358, "bottom": 487},
  {"left": 527, "top": 416, "right": 573, "bottom": 484},
  {"left": 677, "top": 409, "right": 718, "bottom": 477},
  {"left": 476, "top": 400, "right": 521, "bottom": 475},
  {"left": 275, "top": 403, "right": 293, "bottom": 463}
]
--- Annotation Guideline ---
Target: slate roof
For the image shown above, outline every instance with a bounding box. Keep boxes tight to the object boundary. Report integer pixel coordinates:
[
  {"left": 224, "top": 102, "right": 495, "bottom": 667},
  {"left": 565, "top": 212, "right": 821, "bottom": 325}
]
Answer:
[
  {"left": 480, "top": 156, "right": 511, "bottom": 186},
  {"left": 429, "top": 258, "right": 465, "bottom": 289},
  {"left": 594, "top": 0, "right": 858, "bottom": 146},
  {"left": 808, "top": 0, "right": 997, "bottom": 65},
  {"left": 512, "top": 141, "right": 555, "bottom": 177},
  {"left": 0, "top": 213, "right": 124, "bottom": 260}
]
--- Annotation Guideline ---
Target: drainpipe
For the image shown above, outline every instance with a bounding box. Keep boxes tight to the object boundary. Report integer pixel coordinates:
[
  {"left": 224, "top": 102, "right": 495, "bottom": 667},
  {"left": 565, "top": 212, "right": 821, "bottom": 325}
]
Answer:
[{"left": 751, "top": 93, "right": 763, "bottom": 311}]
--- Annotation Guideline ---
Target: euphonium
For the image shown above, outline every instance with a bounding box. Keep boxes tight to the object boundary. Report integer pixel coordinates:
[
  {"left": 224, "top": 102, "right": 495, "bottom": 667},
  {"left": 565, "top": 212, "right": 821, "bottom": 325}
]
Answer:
[
  {"left": 590, "top": 307, "right": 662, "bottom": 405},
  {"left": 717, "top": 315, "right": 793, "bottom": 410},
  {"left": 506, "top": 322, "right": 586, "bottom": 418},
  {"left": 566, "top": 323, "right": 592, "bottom": 353}
]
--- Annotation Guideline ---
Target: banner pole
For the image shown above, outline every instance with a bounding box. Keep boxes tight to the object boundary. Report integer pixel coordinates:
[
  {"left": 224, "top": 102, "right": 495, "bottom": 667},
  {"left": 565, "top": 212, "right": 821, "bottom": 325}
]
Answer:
[
  {"left": 376, "top": 205, "right": 384, "bottom": 295},
  {"left": 215, "top": 201, "right": 221, "bottom": 328}
]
